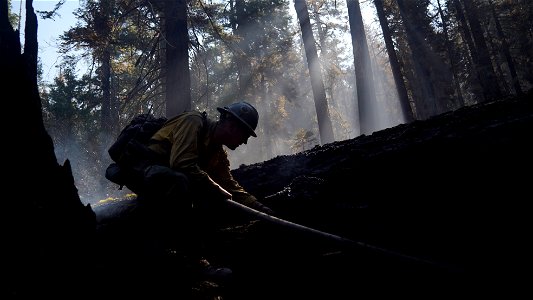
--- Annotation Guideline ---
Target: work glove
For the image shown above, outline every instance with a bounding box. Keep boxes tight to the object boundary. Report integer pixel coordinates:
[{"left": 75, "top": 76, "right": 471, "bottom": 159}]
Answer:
[
  {"left": 216, "top": 184, "right": 232, "bottom": 199},
  {"left": 248, "top": 201, "right": 275, "bottom": 215}
]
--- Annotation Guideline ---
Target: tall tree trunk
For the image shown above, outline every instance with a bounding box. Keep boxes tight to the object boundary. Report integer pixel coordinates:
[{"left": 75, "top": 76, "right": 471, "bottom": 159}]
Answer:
[
  {"left": 235, "top": 0, "right": 252, "bottom": 97},
  {"left": 310, "top": 1, "right": 330, "bottom": 96},
  {"left": 294, "top": 0, "right": 334, "bottom": 144},
  {"left": 347, "top": 0, "right": 378, "bottom": 134},
  {"left": 98, "top": 0, "right": 113, "bottom": 135},
  {"left": 100, "top": 49, "right": 112, "bottom": 132},
  {"left": 373, "top": 0, "right": 414, "bottom": 123},
  {"left": 260, "top": 72, "right": 273, "bottom": 160},
  {"left": 310, "top": 1, "right": 326, "bottom": 52},
  {"left": 451, "top": 0, "right": 482, "bottom": 101},
  {"left": 488, "top": 0, "right": 522, "bottom": 95},
  {"left": 164, "top": 0, "right": 191, "bottom": 117},
  {"left": 485, "top": 29, "right": 511, "bottom": 95},
  {"left": 97, "top": 0, "right": 115, "bottom": 198},
  {"left": 436, "top": 0, "right": 465, "bottom": 108},
  {"left": 396, "top": 0, "right": 437, "bottom": 119},
  {"left": 461, "top": 0, "right": 502, "bottom": 102}
]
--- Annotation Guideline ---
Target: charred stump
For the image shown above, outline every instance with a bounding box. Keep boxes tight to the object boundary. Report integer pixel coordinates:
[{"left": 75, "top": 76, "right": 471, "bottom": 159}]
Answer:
[{"left": 3, "top": 2, "right": 95, "bottom": 298}]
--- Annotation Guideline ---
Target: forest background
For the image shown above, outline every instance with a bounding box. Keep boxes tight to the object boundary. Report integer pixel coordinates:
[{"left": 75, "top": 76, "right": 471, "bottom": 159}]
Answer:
[{"left": 7, "top": 0, "right": 532, "bottom": 205}]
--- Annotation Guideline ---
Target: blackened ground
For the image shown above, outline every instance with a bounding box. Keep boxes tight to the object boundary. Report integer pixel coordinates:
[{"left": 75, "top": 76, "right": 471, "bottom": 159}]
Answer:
[
  {"left": 229, "top": 90, "right": 533, "bottom": 298},
  {"left": 87, "top": 90, "right": 532, "bottom": 299}
]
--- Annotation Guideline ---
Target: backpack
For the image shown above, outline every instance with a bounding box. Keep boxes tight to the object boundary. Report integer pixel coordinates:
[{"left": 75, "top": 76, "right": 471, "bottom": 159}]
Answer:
[{"left": 105, "top": 113, "right": 168, "bottom": 193}]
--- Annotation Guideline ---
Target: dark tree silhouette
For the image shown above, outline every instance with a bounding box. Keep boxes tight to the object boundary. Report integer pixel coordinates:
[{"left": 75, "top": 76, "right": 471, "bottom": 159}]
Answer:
[
  {"left": 373, "top": 0, "right": 414, "bottom": 123},
  {"left": 488, "top": 0, "right": 522, "bottom": 96},
  {"left": 2, "top": 1, "right": 95, "bottom": 297},
  {"left": 347, "top": 0, "right": 379, "bottom": 134},
  {"left": 163, "top": 0, "right": 191, "bottom": 117},
  {"left": 460, "top": 0, "right": 502, "bottom": 101},
  {"left": 294, "top": 0, "right": 335, "bottom": 144}
]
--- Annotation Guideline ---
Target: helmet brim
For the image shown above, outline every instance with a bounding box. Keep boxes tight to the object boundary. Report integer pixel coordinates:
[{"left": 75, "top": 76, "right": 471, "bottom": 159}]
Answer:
[{"left": 217, "top": 107, "right": 257, "bottom": 137}]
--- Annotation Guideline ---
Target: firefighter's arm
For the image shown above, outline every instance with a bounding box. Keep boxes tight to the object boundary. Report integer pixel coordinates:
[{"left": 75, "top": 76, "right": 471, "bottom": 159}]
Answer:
[
  {"left": 168, "top": 116, "right": 228, "bottom": 198},
  {"left": 213, "top": 151, "right": 275, "bottom": 215}
]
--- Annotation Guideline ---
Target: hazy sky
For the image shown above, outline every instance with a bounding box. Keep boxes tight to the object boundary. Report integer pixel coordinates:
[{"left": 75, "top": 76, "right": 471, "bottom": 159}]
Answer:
[{"left": 11, "top": 0, "right": 80, "bottom": 83}]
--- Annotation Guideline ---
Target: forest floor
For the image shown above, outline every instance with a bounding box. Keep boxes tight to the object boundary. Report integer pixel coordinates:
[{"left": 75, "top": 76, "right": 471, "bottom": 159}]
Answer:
[{"left": 90, "top": 90, "right": 532, "bottom": 299}]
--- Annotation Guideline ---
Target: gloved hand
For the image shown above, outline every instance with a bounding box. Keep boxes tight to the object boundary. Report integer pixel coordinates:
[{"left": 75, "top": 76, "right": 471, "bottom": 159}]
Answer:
[
  {"left": 248, "top": 201, "right": 275, "bottom": 215},
  {"left": 217, "top": 184, "right": 232, "bottom": 199},
  {"left": 208, "top": 177, "right": 232, "bottom": 199}
]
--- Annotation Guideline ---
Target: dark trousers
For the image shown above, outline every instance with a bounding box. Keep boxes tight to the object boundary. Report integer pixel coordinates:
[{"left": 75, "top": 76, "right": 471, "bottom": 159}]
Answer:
[{"left": 138, "top": 165, "right": 225, "bottom": 261}]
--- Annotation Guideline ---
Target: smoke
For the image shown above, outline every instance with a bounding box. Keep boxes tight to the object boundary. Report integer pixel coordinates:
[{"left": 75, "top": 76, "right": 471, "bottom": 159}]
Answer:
[
  {"left": 53, "top": 133, "right": 132, "bottom": 205},
  {"left": 227, "top": 1, "right": 403, "bottom": 168},
  {"left": 44, "top": 0, "right": 405, "bottom": 201}
]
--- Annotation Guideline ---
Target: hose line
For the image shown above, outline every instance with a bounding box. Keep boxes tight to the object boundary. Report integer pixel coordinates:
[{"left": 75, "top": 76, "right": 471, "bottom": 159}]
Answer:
[{"left": 225, "top": 198, "right": 463, "bottom": 273}]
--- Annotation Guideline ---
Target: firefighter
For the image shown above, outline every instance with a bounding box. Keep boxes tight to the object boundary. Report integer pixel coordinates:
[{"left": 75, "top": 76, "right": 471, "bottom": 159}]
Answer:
[{"left": 140, "top": 101, "right": 273, "bottom": 282}]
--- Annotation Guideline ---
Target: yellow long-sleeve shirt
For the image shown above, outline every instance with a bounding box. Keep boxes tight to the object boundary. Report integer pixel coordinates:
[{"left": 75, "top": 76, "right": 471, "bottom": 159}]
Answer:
[{"left": 148, "top": 111, "right": 258, "bottom": 207}]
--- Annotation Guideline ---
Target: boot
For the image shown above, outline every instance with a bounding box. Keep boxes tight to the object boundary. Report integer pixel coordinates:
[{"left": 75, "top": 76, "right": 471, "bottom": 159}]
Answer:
[{"left": 190, "top": 258, "right": 233, "bottom": 284}]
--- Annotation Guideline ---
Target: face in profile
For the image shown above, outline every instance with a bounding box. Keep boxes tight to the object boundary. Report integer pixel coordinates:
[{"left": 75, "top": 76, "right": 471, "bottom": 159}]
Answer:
[{"left": 224, "top": 120, "right": 251, "bottom": 150}]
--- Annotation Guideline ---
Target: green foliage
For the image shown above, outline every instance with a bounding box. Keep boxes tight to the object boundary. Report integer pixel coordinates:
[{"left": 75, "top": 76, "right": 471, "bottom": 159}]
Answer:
[
  {"left": 7, "top": 0, "right": 20, "bottom": 29},
  {"left": 189, "top": 0, "right": 300, "bottom": 110},
  {"left": 41, "top": 59, "right": 104, "bottom": 202},
  {"left": 290, "top": 128, "right": 318, "bottom": 153},
  {"left": 35, "top": 0, "right": 66, "bottom": 20}
]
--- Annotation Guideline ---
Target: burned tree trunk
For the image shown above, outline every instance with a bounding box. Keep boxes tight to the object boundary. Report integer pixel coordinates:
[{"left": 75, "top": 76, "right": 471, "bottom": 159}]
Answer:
[{"left": 3, "top": 2, "right": 96, "bottom": 298}]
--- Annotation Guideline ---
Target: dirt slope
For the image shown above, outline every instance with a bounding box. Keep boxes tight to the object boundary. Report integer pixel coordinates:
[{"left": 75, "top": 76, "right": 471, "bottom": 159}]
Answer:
[
  {"left": 91, "top": 90, "right": 532, "bottom": 299},
  {"left": 227, "top": 90, "right": 532, "bottom": 298}
]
